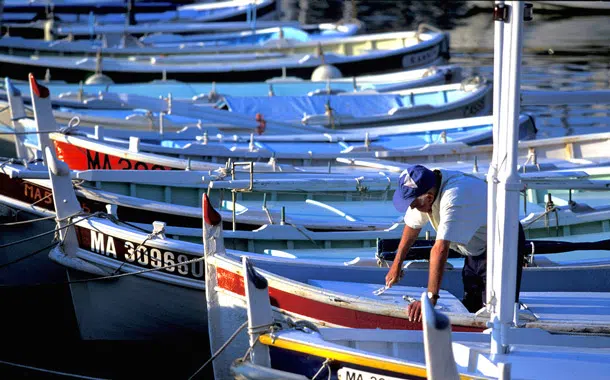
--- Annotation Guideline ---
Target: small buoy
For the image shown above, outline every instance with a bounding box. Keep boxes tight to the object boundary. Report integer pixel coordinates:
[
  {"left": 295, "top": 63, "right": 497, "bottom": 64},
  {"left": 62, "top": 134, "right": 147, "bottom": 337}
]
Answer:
[
  {"left": 85, "top": 73, "right": 114, "bottom": 85},
  {"left": 311, "top": 64, "right": 343, "bottom": 81}
]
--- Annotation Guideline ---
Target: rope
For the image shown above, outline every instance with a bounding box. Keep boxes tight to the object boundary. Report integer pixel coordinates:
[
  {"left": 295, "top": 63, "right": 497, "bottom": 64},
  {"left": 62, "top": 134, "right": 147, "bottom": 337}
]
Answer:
[
  {"left": 522, "top": 206, "right": 558, "bottom": 229},
  {"left": 187, "top": 321, "right": 248, "bottom": 380},
  {"left": 0, "top": 359, "right": 108, "bottom": 380},
  {"left": 286, "top": 222, "right": 320, "bottom": 249},
  {"left": 0, "top": 128, "right": 59, "bottom": 136},
  {"left": 0, "top": 249, "right": 206, "bottom": 289},
  {"left": 240, "top": 323, "right": 280, "bottom": 363},
  {"left": 0, "top": 241, "right": 58, "bottom": 269},
  {"left": 0, "top": 214, "right": 56, "bottom": 226},
  {"left": 26, "top": 191, "right": 54, "bottom": 209},
  {"left": 0, "top": 157, "right": 22, "bottom": 169},
  {"left": 67, "top": 255, "right": 206, "bottom": 284},
  {"left": 0, "top": 211, "right": 96, "bottom": 248},
  {"left": 109, "top": 228, "right": 166, "bottom": 275},
  {"left": 311, "top": 358, "right": 332, "bottom": 380}
]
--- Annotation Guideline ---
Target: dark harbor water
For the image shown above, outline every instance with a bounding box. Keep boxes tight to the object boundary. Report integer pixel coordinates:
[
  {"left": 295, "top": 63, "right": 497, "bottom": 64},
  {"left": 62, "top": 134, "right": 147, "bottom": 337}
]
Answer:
[{"left": 1, "top": 1, "right": 609, "bottom": 379}]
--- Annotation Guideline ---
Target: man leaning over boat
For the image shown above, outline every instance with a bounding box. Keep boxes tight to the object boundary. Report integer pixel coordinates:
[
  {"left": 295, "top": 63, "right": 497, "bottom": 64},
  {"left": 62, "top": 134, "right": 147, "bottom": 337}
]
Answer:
[{"left": 385, "top": 164, "right": 525, "bottom": 321}]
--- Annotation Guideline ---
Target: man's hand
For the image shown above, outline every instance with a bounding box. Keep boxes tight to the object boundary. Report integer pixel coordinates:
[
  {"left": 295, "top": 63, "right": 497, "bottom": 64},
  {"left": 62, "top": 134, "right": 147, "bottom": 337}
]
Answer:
[
  {"left": 407, "top": 300, "right": 423, "bottom": 322},
  {"left": 406, "top": 297, "right": 437, "bottom": 322},
  {"left": 385, "top": 265, "right": 403, "bottom": 288}
]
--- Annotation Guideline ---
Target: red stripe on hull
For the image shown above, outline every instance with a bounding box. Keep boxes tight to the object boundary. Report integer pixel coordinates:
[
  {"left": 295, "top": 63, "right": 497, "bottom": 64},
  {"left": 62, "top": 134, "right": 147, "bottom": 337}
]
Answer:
[
  {"left": 216, "top": 267, "right": 483, "bottom": 332},
  {"left": 54, "top": 140, "right": 175, "bottom": 171}
]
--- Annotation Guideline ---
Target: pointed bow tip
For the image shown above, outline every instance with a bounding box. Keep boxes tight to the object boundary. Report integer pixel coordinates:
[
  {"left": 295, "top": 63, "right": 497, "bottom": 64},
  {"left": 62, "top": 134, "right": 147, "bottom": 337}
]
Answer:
[
  {"left": 203, "top": 194, "right": 222, "bottom": 226},
  {"left": 4, "top": 77, "right": 20, "bottom": 96},
  {"left": 28, "top": 73, "right": 50, "bottom": 99}
]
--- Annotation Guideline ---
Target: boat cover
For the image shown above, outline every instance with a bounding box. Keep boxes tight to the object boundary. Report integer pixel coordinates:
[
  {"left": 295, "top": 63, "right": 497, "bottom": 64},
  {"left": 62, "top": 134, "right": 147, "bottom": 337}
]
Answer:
[
  {"left": 222, "top": 89, "right": 463, "bottom": 120},
  {"left": 221, "top": 94, "right": 414, "bottom": 120}
]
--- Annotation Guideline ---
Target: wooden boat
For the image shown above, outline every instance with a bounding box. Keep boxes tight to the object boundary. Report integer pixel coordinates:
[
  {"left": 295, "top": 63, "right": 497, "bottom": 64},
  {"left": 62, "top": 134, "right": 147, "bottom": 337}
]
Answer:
[
  {"left": 136, "top": 23, "right": 362, "bottom": 47},
  {"left": 13, "top": 75, "right": 610, "bottom": 173},
  {"left": 227, "top": 8, "right": 610, "bottom": 378},
  {"left": 11, "top": 22, "right": 361, "bottom": 49},
  {"left": 7, "top": 74, "right": 530, "bottom": 167},
  {"left": 215, "top": 78, "right": 493, "bottom": 129},
  {"left": 1, "top": 73, "right": 606, "bottom": 245},
  {"left": 2, "top": 20, "right": 358, "bottom": 42},
  {"left": 4, "top": 156, "right": 610, "bottom": 252},
  {"left": 0, "top": 28, "right": 449, "bottom": 83},
  {"left": 34, "top": 149, "right": 610, "bottom": 353},
  {"left": 5, "top": 65, "right": 461, "bottom": 99},
  {"left": 1, "top": 0, "right": 278, "bottom": 24},
  {"left": 0, "top": 25, "right": 446, "bottom": 57},
  {"left": 201, "top": 193, "right": 610, "bottom": 380},
  {"left": 228, "top": 257, "right": 610, "bottom": 380},
  {"left": 3, "top": 20, "right": 311, "bottom": 40}
]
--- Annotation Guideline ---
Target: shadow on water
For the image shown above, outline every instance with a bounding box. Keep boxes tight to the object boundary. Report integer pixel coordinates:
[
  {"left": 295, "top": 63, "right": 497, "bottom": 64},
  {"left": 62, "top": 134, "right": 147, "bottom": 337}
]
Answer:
[{"left": 1, "top": 1, "right": 610, "bottom": 379}]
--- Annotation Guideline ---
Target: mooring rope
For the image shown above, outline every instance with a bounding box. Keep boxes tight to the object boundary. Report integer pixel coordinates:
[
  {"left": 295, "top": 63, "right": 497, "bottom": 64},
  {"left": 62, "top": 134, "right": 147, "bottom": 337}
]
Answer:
[
  {"left": 0, "top": 211, "right": 99, "bottom": 249},
  {"left": 522, "top": 206, "right": 558, "bottom": 229},
  {"left": 0, "top": 359, "right": 108, "bottom": 380},
  {"left": 0, "top": 248, "right": 206, "bottom": 289},
  {"left": 187, "top": 321, "right": 249, "bottom": 380},
  {"left": 0, "top": 241, "right": 59, "bottom": 269},
  {"left": 0, "top": 214, "right": 56, "bottom": 226},
  {"left": 311, "top": 358, "right": 332, "bottom": 380}
]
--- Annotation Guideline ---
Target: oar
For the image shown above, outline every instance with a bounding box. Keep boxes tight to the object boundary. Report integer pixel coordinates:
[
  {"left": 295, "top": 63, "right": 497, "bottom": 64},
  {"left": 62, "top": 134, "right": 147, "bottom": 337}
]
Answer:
[{"left": 376, "top": 238, "right": 610, "bottom": 262}]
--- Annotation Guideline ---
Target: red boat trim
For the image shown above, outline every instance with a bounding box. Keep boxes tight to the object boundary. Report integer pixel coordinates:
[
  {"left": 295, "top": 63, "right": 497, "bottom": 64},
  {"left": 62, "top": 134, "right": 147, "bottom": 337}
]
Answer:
[
  {"left": 29, "top": 73, "right": 50, "bottom": 98},
  {"left": 203, "top": 194, "right": 222, "bottom": 226},
  {"left": 54, "top": 140, "right": 176, "bottom": 171},
  {"left": 216, "top": 267, "right": 483, "bottom": 332}
]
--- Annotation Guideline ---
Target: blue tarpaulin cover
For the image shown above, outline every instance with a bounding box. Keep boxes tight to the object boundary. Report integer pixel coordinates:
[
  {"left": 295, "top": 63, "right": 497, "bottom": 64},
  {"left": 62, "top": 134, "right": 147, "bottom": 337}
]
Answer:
[{"left": 221, "top": 94, "right": 411, "bottom": 120}]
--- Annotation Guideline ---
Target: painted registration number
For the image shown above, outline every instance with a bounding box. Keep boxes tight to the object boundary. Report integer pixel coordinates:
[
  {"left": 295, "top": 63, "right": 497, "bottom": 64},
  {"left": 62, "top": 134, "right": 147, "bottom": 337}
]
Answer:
[{"left": 338, "top": 367, "right": 404, "bottom": 380}]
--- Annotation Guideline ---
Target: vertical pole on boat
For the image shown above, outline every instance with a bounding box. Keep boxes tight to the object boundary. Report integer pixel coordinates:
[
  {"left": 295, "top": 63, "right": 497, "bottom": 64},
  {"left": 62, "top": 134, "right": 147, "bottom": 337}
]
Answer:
[
  {"left": 126, "top": 0, "right": 136, "bottom": 26},
  {"left": 88, "top": 11, "right": 95, "bottom": 40},
  {"left": 0, "top": 0, "right": 4, "bottom": 36},
  {"left": 231, "top": 162, "right": 237, "bottom": 231},
  {"left": 251, "top": 1, "right": 257, "bottom": 31},
  {"left": 485, "top": 0, "right": 505, "bottom": 312},
  {"left": 5, "top": 78, "right": 29, "bottom": 161},
  {"left": 489, "top": 1, "right": 526, "bottom": 356}
]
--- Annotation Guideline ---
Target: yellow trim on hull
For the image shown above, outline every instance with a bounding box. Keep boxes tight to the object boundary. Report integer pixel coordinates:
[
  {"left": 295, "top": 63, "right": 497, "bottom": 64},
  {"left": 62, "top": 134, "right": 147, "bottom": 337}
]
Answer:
[{"left": 259, "top": 334, "right": 486, "bottom": 380}]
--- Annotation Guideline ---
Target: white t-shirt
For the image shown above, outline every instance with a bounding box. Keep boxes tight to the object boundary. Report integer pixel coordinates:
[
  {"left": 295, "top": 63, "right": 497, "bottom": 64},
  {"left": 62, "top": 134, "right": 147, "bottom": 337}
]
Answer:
[{"left": 403, "top": 169, "right": 487, "bottom": 257}]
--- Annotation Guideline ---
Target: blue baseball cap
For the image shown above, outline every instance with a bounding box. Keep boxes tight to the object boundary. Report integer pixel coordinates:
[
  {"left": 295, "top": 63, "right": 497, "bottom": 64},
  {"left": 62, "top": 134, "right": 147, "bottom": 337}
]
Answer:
[{"left": 392, "top": 165, "right": 437, "bottom": 213}]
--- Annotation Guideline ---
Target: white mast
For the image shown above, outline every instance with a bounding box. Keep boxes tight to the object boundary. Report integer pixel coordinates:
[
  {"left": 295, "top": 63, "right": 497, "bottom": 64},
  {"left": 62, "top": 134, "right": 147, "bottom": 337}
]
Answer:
[
  {"left": 489, "top": 1, "right": 526, "bottom": 356},
  {"left": 485, "top": 0, "right": 505, "bottom": 312}
]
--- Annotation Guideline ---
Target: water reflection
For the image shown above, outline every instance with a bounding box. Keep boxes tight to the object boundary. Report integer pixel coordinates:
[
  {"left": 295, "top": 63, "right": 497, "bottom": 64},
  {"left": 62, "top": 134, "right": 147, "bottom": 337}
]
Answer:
[
  {"left": 279, "top": 0, "right": 610, "bottom": 137},
  {"left": 280, "top": 0, "right": 471, "bottom": 31}
]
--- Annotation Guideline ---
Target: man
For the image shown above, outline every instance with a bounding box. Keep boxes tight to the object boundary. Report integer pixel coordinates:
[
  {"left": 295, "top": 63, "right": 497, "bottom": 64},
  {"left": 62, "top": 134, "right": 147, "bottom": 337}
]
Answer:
[{"left": 385, "top": 164, "right": 525, "bottom": 322}]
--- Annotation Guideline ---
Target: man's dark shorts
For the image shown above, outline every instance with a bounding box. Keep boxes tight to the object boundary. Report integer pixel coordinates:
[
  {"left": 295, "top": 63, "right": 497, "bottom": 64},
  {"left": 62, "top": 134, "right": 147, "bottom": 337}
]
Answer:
[{"left": 462, "top": 223, "right": 526, "bottom": 313}]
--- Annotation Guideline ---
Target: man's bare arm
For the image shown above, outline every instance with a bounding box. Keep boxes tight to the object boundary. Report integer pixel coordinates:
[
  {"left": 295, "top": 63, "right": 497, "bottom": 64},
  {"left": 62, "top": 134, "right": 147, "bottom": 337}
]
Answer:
[
  {"left": 385, "top": 224, "right": 421, "bottom": 287},
  {"left": 427, "top": 239, "right": 452, "bottom": 298}
]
